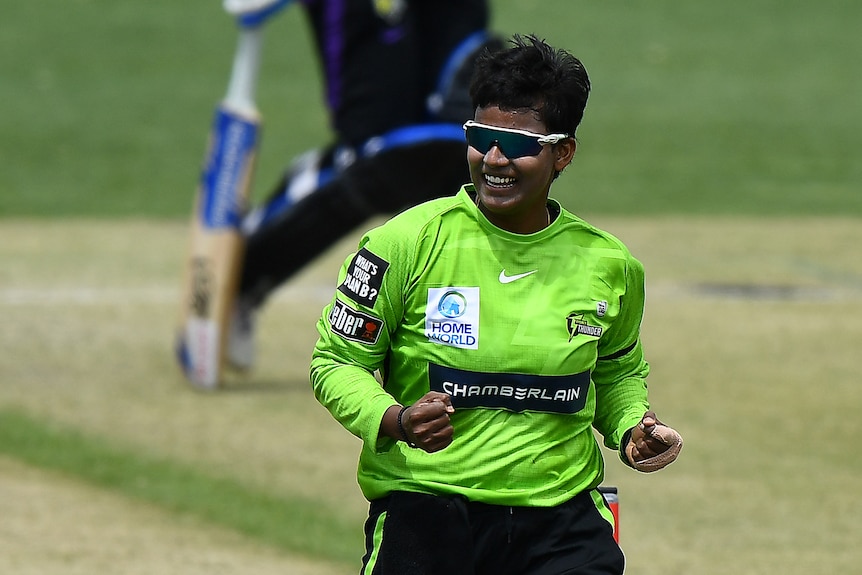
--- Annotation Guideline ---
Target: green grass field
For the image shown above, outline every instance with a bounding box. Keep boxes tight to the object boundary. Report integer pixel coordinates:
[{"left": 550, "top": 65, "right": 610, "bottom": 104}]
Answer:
[{"left": 2, "top": 1, "right": 861, "bottom": 573}]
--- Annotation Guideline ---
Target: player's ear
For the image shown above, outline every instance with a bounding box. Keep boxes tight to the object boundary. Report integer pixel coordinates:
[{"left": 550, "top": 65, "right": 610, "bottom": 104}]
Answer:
[{"left": 553, "top": 137, "right": 576, "bottom": 172}]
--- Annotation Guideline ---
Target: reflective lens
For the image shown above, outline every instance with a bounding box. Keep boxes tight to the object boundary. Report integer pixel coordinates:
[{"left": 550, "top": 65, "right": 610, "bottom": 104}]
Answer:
[{"left": 463, "top": 121, "right": 569, "bottom": 158}]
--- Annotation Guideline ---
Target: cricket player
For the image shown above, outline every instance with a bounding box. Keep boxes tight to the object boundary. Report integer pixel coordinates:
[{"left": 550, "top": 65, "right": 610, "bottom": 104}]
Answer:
[
  {"left": 227, "top": 0, "right": 502, "bottom": 369},
  {"left": 310, "top": 35, "right": 683, "bottom": 574}
]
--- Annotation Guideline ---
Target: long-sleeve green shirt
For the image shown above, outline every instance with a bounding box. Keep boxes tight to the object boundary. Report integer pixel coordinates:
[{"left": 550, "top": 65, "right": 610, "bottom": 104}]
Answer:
[{"left": 311, "top": 185, "right": 649, "bottom": 506}]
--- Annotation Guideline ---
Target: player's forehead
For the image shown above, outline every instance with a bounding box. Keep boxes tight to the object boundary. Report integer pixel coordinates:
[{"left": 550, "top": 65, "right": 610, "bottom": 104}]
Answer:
[{"left": 473, "top": 105, "right": 548, "bottom": 134}]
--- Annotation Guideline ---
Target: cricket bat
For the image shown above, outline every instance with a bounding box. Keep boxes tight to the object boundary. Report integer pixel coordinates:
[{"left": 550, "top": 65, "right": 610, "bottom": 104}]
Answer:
[{"left": 177, "top": 1, "right": 287, "bottom": 389}]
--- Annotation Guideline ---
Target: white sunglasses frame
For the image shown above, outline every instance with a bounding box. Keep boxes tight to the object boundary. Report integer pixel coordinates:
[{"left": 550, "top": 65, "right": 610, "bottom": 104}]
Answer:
[{"left": 462, "top": 120, "right": 570, "bottom": 148}]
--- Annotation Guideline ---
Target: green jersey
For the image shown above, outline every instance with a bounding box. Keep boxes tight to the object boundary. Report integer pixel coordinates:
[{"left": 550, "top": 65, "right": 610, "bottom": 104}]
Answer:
[{"left": 311, "top": 185, "right": 650, "bottom": 506}]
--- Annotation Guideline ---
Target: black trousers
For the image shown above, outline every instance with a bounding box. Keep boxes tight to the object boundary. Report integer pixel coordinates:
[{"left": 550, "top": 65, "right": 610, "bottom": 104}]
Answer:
[{"left": 360, "top": 490, "right": 625, "bottom": 575}]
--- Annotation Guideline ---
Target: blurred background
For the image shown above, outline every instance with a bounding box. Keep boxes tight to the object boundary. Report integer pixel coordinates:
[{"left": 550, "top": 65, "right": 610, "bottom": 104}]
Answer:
[{"left": 4, "top": 0, "right": 860, "bottom": 217}]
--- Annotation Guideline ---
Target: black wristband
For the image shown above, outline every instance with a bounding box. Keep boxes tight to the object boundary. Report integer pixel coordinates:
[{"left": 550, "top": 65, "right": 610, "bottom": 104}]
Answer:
[
  {"left": 397, "top": 405, "right": 417, "bottom": 448},
  {"left": 619, "top": 427, "right": 635, "bottom": 468}
]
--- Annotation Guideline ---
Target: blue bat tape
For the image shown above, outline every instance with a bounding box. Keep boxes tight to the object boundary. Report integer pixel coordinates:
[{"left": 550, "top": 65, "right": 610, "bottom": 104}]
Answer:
[{"left": 200, "top": 107, "right": 259, "bottom": 229}]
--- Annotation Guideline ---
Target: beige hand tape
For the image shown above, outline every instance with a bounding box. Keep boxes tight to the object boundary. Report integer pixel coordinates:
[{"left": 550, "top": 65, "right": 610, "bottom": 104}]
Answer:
[{"left": 626, "top": 424, "right": 683, "bottom": 473}]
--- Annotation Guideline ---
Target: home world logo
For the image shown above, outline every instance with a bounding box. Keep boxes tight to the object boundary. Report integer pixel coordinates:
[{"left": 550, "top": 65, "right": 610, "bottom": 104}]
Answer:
[{"left": 425, "top": 287, "right": 480, "bottom": 349}]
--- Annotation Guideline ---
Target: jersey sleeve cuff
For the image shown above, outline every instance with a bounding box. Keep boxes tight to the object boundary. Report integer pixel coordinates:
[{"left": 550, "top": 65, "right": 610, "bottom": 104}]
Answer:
[{"left": 364, "top": 399, "right": 400, "bottom": 454}]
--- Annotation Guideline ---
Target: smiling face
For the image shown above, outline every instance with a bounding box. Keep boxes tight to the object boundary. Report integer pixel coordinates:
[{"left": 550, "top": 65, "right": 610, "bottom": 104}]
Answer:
[{"left": 467, "top": 105, "right": 576, "bottom": 234}]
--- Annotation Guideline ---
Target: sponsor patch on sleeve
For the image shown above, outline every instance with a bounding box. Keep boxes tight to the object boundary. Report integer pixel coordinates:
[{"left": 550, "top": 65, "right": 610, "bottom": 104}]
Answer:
[
  {"left": 337, "top": 248, "right": 389, "bottom": 307},
  {"left": 328, "top": 299, "right": 384, "bottom": 345}
]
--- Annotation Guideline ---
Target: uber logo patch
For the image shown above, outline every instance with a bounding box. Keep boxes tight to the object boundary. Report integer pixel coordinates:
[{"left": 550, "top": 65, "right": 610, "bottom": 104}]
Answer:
[
  {"left": 329, "top": 300, "right": 384, "bottom": 345},
  {"left": 338, "top": 248, "right": 389, "bottom": 307}
]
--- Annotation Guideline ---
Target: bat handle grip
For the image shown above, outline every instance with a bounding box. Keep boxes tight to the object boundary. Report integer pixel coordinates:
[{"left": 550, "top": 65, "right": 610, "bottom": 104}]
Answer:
[{"left": 224, "top": 27, "right": 263, "bottom": 116}]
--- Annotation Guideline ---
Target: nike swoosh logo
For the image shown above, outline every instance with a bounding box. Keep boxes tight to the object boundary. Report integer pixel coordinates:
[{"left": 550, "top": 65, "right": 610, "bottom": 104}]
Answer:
[{"left": 499, "top": 269, "right": 538, "bottom": 284}]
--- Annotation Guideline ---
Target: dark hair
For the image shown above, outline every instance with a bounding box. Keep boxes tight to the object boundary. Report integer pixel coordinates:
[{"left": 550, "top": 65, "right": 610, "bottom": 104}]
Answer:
[{"left": 469, "top": 34, "right": 591, "bottom": 136}]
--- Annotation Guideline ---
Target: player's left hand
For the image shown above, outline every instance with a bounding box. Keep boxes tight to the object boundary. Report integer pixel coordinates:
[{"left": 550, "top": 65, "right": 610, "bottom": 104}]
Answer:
[{"left": 625, "top": 411, "right": 683, "bottom": 472}]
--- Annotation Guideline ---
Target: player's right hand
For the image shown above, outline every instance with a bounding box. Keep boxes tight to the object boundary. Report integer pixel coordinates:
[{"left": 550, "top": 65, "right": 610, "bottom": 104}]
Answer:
[{"left": 402, "top": 392, "right": 455, "bottom": 453}]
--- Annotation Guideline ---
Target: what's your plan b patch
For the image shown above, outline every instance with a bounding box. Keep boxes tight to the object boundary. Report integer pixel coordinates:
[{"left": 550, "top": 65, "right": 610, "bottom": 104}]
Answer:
[
  {"left": 329, "top": 299, "right": 384, "bottom": 344},
  {"left": 338, "top": 247, "right": 389, "bottom": 307}
]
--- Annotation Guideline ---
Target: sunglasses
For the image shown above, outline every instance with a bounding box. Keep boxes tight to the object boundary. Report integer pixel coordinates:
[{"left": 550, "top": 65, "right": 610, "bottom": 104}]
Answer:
[{"left": 463, "top": 120, "right": 569, "bottom": 158}]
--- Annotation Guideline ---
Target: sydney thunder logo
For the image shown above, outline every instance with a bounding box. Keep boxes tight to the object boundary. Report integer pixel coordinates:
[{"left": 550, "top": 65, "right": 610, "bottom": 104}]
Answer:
[{"left": 566, "top": 313, "right": 603, "bottom": 341}]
